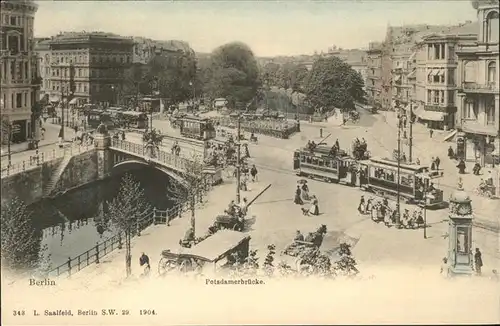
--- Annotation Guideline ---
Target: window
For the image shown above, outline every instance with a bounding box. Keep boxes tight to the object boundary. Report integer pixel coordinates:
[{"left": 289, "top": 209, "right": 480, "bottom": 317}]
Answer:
[
  {"left": 448, "top": 90, "right": 455, "bottom": 105},
  {"left": 464, "top": 98, "right": 477, "bottom": 119},
  {"left": 464, "top": 61, "right": 476, "bottom": 83},
  {"left": 440, "top": 91, "right": 445, "bottom": 104},
  {"left": 448, "top": 45, "right": 455, "bottom": 60},
  {"left": 24, "top": 61, "right": 28, "bottom": 80},
  {"left": 457, "top": 227, "right": 469, "bottom": 254},
  {"left": 433, "top": 90, "right": 439, "bottom": 104},
  {"left": 24, "top": 93, "right": 27, "bottom": 107},
  {"left": 78, "top": 68, "right": 82, "bottom": 77},
  {"left": 10, "top": 16, "right": 16, "bottom": 26},
  {"left": 16, "top": 93, "right": 22, "bottom": 108},
  {"left": 84, "top": 85, "right": 87, "bottom": 93},
  {"left": 486, "top": 11, "right": 499, "bottom": 43},
  {"left": 486, "top": 98, "right": 495, "bottom": 125},
  {"left": 487, "top": 61, "right": 496, "bottom": 84}
]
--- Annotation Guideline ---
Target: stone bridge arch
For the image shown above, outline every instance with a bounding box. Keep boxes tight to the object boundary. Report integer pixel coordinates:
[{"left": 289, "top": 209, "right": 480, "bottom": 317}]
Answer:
[{"left": 112, "top": 159, "right": 189, "bottom": 189}]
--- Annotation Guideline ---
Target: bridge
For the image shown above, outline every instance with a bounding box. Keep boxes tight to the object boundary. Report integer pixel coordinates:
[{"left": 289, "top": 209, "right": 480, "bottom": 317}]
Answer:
[{"left": 109, "top": 138, "right": 204, "bottom": 187}]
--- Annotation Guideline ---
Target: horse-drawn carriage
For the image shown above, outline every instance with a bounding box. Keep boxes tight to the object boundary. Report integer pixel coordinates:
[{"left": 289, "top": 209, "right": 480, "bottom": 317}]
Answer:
[
  {"left": 281, "top": 225, "right": 328, "bottom": 270},
  {"left": 158, "top": 230, "right": 251, "bottom": 276}
]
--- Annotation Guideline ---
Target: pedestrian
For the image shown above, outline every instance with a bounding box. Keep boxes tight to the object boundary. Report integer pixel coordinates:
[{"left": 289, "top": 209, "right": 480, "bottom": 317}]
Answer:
[
  {"left": 429, "top": 129, "right": 434, "bottom": 138},
  {"left": 440, "top": 257, "right": 449, "bottom": 277},
  {"left": 474, "top": 248, "right": 483, "bottom": 276},
  {"left": 416, "top": 157, "right": 421, "bottom": 165},
  {"left": 435, "top": 156, "right": 441, "bottom": 171},
  {"left": 41, "top": 128, "right": 45, "bottom": 140},
  {"left": 357, "top": 195, "right": 365, "bottom": 214},
  {"left": 457, "top": 159, "right": 466, "bottom": 174},
  {"left": 294, "top": 185, "right": 303, "bottom": 205},
  {"left": 250, "top": 164, "right": 258, "bottom": 182},
  {"left": 309, "top": 195, "right": 319, "bottom": 216},
  {"left": 139, "top": 252, "right": 151, "bottom": 276},
  {"left": 301, "top": 182, "right": 310, "bottom": 201},
  {"left": 335, "top": 139, "right": 340, "bottom": 150}
]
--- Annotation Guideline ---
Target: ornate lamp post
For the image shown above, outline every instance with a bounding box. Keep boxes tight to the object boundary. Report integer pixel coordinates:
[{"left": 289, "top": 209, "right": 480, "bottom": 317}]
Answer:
[{"left": 446, "top": 179, "right": 474, "bottom": 276}]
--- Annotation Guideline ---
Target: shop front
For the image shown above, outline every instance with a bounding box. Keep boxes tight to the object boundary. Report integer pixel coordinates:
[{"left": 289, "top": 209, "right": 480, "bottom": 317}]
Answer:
[
  {"left": 415, "top": 108, "right": 446, "bottom": 130},
  {"left": 10, "top": 120, "right": 29, "bottom": 143},
  {"left": 462, "top": 132, "right": 498, "bottom": 167}
]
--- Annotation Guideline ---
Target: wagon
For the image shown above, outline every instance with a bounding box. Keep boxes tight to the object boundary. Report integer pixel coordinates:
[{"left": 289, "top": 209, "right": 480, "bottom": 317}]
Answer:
[
  {"left": 158, "top": 230, "right": 251, "bottom": 276},
  {"left": 214, "top": 214, "right": 245, "bottom": 231}
]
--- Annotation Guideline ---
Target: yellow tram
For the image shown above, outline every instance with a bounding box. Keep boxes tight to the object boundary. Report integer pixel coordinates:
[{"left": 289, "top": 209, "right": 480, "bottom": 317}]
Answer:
[
  {"left": 358, "top": 157, "right": 445, "bottom": 208},
  {"left": 179, "top": 116, "right": 216, "bottom": 141}
]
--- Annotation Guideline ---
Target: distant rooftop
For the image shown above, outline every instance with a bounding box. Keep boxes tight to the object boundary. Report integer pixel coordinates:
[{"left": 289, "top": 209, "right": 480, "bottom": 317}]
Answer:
[{"left": 49, "top": 31, "right": 133, "bottom": 44}]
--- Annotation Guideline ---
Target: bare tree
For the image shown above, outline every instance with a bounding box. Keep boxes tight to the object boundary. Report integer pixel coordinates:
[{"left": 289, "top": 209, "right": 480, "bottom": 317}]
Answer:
[
  {"left": 107, "top": 173, "right": 152, "bottom": 277},
  {"left": 166, "top": 153, "right": 208, "bottom": 239},
  {"left": 1, "top": 197, "right": 47, "bottom": 272}
]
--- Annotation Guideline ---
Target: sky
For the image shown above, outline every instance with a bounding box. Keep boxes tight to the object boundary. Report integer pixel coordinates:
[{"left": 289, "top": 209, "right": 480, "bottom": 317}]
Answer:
[{"left": 33, "top": 0, "right": 478, "bottom": 57}]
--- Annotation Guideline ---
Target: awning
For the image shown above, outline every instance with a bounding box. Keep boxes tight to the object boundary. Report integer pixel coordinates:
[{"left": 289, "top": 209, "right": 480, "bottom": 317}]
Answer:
[
  {"left": 408, "top": 51, "right": 417, "bottom": 62},
  {"left": 49, "top": 95, "right": 60, "bottom": 102},
  {"left": 69, "top": 98, "right": 78, "bottom": 105},
  {"left": 417, "top": 110, "right": 445, "bottom": 121},
  {"left": 407, "top": 69, "right": 416, "bottom": 78},
  {"left": 428, "top": 69, "right": 438, "bottom": 77},
  {"left": 436, "top": 70, "right": 444, "bottom": 76},
  {"left": 394, "top": 75, "right": 401, "bottom": 82}
]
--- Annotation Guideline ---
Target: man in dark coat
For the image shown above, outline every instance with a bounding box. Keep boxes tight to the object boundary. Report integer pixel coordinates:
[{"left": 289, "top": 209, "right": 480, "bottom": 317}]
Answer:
[
  {"left": 294, "top": 185, "right": 303, "bottom": 205},
  {"left": 457, "top": 159, "right": 466, "bottom": 174},
  {"left": 474, "top": 248, "right": 483, "bottom": 276},
  {"left": 435, "top": 156, "right": 441, "bottom": 170}
]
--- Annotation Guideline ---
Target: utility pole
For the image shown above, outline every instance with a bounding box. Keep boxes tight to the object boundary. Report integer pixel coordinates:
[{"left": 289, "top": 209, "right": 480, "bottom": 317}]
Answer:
[
  {"left": 423, "top": 182, "right": 427, "bottom": 239},
  {"left": 395, "top": 114, "right": 401, "bottom": 228},
  {"left": 60, "top": 84, "right": 65, "bottom": 139},
  {"left": 7, "top": 122, "right": 12, "bottom": 167},
  {"left": 236, "top": 113, "right": 241, "bottom": 204},
  {"left": 409, "top": 101, "right": 413, "bottom": 163}
]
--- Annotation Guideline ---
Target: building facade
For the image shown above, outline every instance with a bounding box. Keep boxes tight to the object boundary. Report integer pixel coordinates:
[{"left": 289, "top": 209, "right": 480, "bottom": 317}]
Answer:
[
  {"left": 412, "top": 23, "right": 478, "bottom": 130},
  {"left": 0, "top": 0, "right": 40, "bottom": 143},
  {"left": 366, "top": 42, "right": 383, "bottom": 107},
  {"left": 455, "top": 1, "right": 499, "bottom": 166},
  {"left": 36, "top": 32, "right": 134, "bottom": 106}
]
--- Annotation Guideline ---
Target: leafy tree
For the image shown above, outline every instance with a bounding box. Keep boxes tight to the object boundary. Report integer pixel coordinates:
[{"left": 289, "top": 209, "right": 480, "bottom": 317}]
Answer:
[
  {"left": 0, "top": 113, "right": 9, "bottom": 145},
  {"left": 261, "top": 62, "right": 280, "bottom": 86},
  {"left": 332, "top": 243, "right": 359, "bottom": 277},
  {"left": 303, "top": 56, "right": 366, "bottom": 112},
  {"left": 1, "top": 197, "right": 47, "bottom": 272},
  {"left": 145, "top": 51, "right": 197, "bottom": 106},
  {"left": 203, "top": 42, "right": 260, "bottom": 109},
  {"left": 107, "top": 173, "right": 152, "bottom": 277},
  {"left": 121, "top": 63, "right": 150, "bottom": 106},
  {"left": 288, "top": 64, "right": 309, "bottom": 93}
]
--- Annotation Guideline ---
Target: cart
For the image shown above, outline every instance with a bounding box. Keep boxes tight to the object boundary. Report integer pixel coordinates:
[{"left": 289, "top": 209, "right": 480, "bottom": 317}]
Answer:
[
  {"left": 214, "top": 214, "right": 245, "bottom": 231},
  {"left": 158, "top": 230, "right": 251, "bottom": 276}
]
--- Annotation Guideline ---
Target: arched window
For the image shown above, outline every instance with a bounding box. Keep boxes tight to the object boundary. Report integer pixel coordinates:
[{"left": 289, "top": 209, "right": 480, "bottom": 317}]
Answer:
[
  {"left": 464, "top": 61, "right": 477, "bottom": 83},
  {"left": 486, "top": 11, "right": 499, "bottom": 43},
  {"left": 487, "top": 61, "right": 496, "bottom": 84}
]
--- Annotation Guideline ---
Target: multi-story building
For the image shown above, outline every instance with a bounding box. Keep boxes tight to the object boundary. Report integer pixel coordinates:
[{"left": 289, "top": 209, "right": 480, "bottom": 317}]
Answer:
[
  {"left": 0, "top": 0, "right": 40, "bottom": 144},
  {"left": 455, "top": 1, "right": 499, "bottom": 166},
  {"left": 402, "top": 22, "right": 479, "bottom": 130},
  {"left": 366, "top": 42, "right": 383, "bottom": 106},
  {"left": 36, "top": 32, "right": 134, "bottom": 106},
  {"left": 33, "top": 38, "right": 51, "bottom": 100}
]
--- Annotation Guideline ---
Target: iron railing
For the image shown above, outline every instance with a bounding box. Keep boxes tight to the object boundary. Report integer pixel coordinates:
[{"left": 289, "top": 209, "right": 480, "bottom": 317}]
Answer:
[{"left": 1, "top": 144, "right": 93, "bottom": 178}]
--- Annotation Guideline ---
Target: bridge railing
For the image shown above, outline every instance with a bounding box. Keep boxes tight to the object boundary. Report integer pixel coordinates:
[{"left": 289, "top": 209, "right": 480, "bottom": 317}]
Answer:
[
  {"left": 1, "top": 143, "right": 93, "bottom": 178},
  {"left": 45, "top": 179, "right": 214, "bottom": 278},
  {"left": 110, "top": 139, "right": 198, "bottom": 173}
]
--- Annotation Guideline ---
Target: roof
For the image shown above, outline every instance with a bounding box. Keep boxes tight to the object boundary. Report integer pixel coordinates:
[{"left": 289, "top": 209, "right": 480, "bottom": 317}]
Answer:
[{"left": 184, "top": 230, "right": 250, "bottom": 262}]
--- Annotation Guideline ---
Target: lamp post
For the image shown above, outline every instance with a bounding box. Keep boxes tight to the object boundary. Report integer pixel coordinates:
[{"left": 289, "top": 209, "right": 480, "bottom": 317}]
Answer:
[
  {"left": 409, "top": 101, "right": 413, "bottom": 163},
  {"left": 236, "top": 112, "right": 242, "bottom": 204}
]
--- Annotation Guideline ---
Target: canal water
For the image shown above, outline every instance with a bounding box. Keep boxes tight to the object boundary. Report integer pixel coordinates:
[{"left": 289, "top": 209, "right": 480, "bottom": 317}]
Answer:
[{"left": 28, "top": 167, "right": 177, "bottom": 269}]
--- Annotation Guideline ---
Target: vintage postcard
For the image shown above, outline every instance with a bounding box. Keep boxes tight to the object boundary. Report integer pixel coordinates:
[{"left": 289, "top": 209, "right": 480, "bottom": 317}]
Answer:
[{"left": 1, "top": 0, "right": 499, "bottom": 324}]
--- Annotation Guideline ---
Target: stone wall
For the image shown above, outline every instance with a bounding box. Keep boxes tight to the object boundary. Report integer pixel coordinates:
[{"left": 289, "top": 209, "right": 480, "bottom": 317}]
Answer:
[
  {"left": 1, "top": 150, "right": 99, "bottom": 206},
  {"left": 53, "top": 150, "right": 99, "bottom": 195}
]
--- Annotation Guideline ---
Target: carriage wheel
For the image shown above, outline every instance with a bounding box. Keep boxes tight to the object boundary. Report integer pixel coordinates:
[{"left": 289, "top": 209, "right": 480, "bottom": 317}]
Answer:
[
  {"left": 158, "top": 258, "right": 177, "bottom": 276},
  {"left": 179, "top": 259, "right": 193, "bottom": 273}
]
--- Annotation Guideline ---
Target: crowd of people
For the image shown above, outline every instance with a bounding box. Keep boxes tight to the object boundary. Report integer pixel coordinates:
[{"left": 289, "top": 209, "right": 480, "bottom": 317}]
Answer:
[{"left": 357, "top": 195, "right": 425, "bottom": 229}]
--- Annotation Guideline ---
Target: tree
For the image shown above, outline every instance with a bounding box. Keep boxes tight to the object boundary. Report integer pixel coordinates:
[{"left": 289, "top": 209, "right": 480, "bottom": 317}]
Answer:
[
  {"left": 121, "top": 63, "right": 150, "bottom": 106},
  {"left": 1, "top": 197, "right": 46, "bottom": 272},
  {"left": 203, "top": 42, "right": 260, "bottom": 109},
  {"left": 261, "top": 62, "right": 280, "bottom": 86},
  {"left": 288, "top": 64, "right": 309, "bottom": 93},
  {"left": 303, "top": 56, "right": 366, "bottom": 112},
  {"left": 145, "top": 51, "right": 197, "bottom": 106},
  {"left": 107, "top": 173, "right": 152, "bottom": 277},
  {"left": 142, "top": 128, "right": 165, "bottom": 158},
  {"left": 166, "top": 153, "right": 207, "bottom": 239}
]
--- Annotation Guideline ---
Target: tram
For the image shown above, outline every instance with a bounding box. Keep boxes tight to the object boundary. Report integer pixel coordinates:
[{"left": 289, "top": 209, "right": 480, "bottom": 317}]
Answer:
[
  {"left": 179, "top": 116, "right": 216, "bottom": 141},
  {"left": 85, "top": 108, "right": 114, "bottom": 130},
  {"left": 358, "top": 157, "right": 445, "bottom": 208},
  {"left": 293, "top": 146, "right": 358, "bottom": 185}
]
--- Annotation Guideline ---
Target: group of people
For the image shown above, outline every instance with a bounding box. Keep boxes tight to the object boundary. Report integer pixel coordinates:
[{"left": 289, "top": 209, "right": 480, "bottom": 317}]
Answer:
[
  {"left": 294, "top": 182, "right": 320, "bottom": 216},
  {"left": 351, "top": 137, "right": 368, "bottom": 160},
  {"left": 358, "top": 196, "right": 425, "bottom": 229}
]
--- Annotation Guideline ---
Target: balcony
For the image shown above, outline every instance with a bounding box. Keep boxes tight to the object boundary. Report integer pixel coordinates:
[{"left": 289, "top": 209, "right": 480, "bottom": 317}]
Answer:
[{"left": 461, "top": 82, "right": 497, "bottom": 94}]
